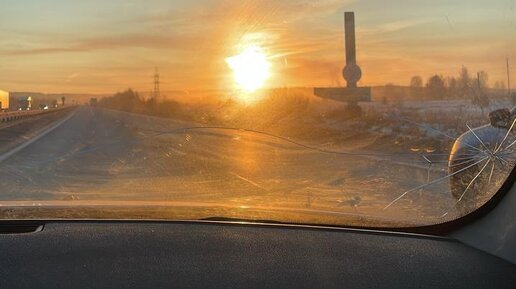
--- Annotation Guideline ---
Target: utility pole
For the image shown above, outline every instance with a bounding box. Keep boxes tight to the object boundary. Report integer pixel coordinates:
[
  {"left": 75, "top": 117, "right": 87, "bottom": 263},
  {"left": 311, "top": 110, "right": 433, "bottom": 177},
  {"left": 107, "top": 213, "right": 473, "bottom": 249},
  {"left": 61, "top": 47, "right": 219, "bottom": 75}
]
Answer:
[
  {"left": 507, "top": 58, "right": 511, "bottom": 99},
  {"left": 153, "top": 66, "right": 160, "bottom": 99},
  {"left": 476, "top": 71, "right": 488, "bottom": 115}
]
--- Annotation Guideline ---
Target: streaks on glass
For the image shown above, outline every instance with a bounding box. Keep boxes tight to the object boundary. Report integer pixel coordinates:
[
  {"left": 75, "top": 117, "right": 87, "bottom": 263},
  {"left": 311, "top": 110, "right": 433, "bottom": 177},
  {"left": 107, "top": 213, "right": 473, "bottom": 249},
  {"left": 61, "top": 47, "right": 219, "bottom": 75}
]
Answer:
[
  {"left": 3, "top": 106, "right": 514, "bottom": 225},
  {"left": 89, "top": 120, "right": 515, "bottom": 215},
  {"left": 134, "top": 113, "right": 515, "bottom": 220}
]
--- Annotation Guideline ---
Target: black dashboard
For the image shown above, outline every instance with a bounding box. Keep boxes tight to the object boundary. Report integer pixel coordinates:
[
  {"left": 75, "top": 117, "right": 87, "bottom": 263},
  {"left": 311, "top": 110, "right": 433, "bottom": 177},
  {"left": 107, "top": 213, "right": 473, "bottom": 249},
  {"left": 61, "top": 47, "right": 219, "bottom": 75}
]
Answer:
[{"left": 1, "top": 221, "right": 514, "bottom": 289}]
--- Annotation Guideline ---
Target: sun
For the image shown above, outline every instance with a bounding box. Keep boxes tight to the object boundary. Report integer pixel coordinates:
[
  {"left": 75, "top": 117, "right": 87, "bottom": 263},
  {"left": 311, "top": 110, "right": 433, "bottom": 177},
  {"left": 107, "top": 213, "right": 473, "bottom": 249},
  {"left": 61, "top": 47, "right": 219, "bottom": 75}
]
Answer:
[{"left": 226, "top": 45, "right": 271, "bottom": 93}]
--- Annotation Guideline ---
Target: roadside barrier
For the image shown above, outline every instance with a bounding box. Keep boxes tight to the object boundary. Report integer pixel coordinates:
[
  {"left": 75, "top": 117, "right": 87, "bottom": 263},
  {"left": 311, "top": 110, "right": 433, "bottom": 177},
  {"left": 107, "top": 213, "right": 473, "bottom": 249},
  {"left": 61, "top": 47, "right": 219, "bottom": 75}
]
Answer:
[{"left": 0, "top": 107, "right": 73, "bottom": 123}]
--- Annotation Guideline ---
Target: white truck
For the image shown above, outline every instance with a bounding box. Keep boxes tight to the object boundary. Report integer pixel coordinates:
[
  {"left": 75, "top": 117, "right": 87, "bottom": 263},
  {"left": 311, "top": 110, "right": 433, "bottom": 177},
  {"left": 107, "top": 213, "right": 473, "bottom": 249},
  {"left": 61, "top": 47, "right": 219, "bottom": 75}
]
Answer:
[{"left": 0, "top": 90, "right": 9, "bottom": 111}]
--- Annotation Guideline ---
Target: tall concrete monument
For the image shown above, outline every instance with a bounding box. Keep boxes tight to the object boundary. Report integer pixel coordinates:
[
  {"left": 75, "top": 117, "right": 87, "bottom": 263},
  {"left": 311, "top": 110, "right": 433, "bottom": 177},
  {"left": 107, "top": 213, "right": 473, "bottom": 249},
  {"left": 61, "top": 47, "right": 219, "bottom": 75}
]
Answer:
[{"left": 314, "top": 12, "right": 371, "bottom": 105}]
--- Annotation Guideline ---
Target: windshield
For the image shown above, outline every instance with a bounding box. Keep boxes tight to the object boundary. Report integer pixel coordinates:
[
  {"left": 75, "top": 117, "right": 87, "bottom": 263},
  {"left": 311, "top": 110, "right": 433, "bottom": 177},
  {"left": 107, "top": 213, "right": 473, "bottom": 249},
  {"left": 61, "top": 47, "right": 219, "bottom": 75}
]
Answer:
[{"left": 0, "top": 0, "right": 515, "bottom": 227}]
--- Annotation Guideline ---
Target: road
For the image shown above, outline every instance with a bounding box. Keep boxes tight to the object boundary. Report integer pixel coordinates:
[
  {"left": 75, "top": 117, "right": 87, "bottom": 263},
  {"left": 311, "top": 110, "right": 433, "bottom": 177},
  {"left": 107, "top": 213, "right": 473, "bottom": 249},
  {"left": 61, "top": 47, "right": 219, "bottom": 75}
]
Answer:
[{"left": 0, "top": 107, "right": 462, "bottom": 225}]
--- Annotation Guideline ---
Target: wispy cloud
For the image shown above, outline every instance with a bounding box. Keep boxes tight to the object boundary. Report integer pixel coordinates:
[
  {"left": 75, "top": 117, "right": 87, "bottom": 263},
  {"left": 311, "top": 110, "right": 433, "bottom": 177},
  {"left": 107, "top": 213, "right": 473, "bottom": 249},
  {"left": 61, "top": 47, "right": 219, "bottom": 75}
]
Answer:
[
  {"left": 0, "top": 33, "right": 202, "bottom": 56},
  {"left": 65, "top": 73, "right": 80, "bottom": 83},
  {"left": 359, "top": 18, "right": 434, "bottom": 35}
]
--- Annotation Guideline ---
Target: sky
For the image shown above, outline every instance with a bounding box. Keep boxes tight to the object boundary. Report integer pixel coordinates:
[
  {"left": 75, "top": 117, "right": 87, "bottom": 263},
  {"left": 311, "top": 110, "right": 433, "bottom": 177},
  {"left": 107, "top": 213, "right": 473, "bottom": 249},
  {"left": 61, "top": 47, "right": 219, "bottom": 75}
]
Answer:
[{"left": 0, "top": 0, "right": 515, "bottom": 94}]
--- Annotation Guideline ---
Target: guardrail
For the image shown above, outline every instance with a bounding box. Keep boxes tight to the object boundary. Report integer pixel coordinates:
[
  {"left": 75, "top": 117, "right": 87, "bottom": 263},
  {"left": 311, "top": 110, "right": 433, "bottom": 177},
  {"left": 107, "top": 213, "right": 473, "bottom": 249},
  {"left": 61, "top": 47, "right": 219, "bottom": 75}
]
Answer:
[{"left": 0, "top": 107, "right": 72, "bottom": 124}]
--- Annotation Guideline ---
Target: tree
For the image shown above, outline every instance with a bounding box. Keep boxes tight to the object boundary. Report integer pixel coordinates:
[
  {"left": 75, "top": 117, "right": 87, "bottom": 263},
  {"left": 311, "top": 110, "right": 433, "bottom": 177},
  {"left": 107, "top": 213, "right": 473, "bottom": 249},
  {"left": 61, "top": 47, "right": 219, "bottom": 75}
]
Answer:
[
  {"left": 410, "top": 76, "right": 423, "bottom": 88},
  {"left": 97, "top": 89, "right": 190, "bottom": 120},
  {"left": 458, "top": 65, "right": 471, "bottom": 99},
  {"left": 493, "top": 81, "right": 506, "bottom": 90},
  {"left": 98, "top": 88, "right": 144, "bottom": 112},
  {"left": 445, "top": 76, "right": 458, "bottom": 98},
  {"left": 477, "top": 70, "right": 489, "bottom": 88},
  {"left": 426, "top": 75, "right": 446, "bottom": 99},
  {"left": 472, "top": 71, "right": 490, "bottom": 115}
]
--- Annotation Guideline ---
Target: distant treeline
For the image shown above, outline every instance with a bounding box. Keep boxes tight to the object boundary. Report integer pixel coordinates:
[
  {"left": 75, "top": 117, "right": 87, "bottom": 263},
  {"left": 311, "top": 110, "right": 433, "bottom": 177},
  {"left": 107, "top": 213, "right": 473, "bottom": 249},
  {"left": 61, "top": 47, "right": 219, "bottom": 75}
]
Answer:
[
  {"left": 97, "top": 88, "right": 323, "bottom": 139},
  {"left": 97, "top": 89, "right": 193, "bottom": 121},
  {"left": 402, "top": 66, "right": 512, "bottom": 101}
]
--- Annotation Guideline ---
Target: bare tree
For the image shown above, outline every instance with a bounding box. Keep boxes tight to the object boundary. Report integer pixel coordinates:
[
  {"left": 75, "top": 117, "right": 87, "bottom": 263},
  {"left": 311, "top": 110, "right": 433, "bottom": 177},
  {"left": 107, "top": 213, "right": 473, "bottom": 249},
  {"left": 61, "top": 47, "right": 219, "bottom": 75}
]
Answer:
[
  {"left": 426, "top": 75, "right": 446, "bottom": 99},
  {"left": 493, "top": 80, "right": 506, "bottom": 90},
  {"left": 472, "top": 71, "right": 490, "bottom": 115},
  {"left": 477, "top": 70, "right": 489, "bottom": 88},
  {"left": 445, "top": 76, "right": 458, "bottom": 98},
  {"left": 458, "top": 65, "right": 471, "bottom": 99},
  {"left": 410, "top": 75, "right": 423, "bottom": 88}
]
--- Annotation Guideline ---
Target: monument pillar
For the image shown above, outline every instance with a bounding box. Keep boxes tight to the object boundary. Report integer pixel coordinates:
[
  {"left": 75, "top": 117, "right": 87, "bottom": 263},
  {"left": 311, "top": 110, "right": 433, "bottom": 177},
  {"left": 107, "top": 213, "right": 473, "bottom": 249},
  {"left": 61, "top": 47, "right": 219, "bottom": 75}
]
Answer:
[{"left": 314, "top": 12, "right": 370, "bottom": 105}]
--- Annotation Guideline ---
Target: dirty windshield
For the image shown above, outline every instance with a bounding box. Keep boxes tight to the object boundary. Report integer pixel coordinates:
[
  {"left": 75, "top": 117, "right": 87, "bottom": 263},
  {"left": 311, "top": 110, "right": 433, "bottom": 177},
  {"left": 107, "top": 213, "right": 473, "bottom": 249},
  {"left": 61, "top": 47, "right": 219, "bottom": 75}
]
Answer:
[{"left": 0, "top": 0, "right": 515, "bottom": 227}]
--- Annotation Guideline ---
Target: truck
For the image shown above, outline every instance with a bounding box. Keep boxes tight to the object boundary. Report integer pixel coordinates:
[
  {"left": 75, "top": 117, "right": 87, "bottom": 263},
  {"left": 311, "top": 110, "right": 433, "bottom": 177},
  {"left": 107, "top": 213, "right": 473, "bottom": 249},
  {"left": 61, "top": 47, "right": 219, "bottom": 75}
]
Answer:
[
  {"left": 0, "top": 90, "right": 9, "bottom": 111},
  {"left": 17, "top": 96, "right": 32, "bottom": 110}
]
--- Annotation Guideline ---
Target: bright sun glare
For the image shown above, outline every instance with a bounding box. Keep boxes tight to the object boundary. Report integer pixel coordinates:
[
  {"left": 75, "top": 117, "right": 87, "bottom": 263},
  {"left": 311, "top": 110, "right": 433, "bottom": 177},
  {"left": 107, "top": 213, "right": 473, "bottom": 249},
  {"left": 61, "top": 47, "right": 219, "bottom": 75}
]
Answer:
[{"left": 226, "top": 45, "right": 271, "bottom": 93}]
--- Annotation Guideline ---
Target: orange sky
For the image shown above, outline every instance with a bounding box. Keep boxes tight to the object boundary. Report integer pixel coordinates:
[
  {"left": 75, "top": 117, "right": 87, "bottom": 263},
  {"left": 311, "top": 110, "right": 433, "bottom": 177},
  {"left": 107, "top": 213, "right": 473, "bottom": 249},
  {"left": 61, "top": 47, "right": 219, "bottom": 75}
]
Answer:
[{"left": 0, "top": 0, "right": 515, "bottom": 94}]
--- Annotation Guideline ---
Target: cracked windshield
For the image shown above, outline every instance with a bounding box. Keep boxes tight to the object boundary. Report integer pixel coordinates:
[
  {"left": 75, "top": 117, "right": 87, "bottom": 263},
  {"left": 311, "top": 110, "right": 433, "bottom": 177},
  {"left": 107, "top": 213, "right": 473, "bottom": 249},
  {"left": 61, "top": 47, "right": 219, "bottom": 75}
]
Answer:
[{"left": 1, "top": 0, "right": 515, "bottom": 227}]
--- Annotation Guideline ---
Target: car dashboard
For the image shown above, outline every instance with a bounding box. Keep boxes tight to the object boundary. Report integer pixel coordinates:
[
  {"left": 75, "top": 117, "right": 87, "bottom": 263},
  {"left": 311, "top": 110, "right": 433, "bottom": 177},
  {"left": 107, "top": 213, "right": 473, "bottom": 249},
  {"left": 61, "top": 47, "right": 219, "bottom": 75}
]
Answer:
[{"left": 0, "top": 221, "right": 514, "bottom": 289}]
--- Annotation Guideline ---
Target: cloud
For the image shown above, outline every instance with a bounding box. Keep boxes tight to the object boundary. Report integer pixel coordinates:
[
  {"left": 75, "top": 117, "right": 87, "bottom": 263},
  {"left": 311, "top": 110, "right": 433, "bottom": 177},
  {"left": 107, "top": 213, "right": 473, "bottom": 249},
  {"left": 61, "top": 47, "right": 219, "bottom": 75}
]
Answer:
[
  {"left": 65, "top": 73, "right": 80, "bottom": 83},
  {"left": 1, "top": 0, "right": 351, "bottom": 58},
  {"left": 359, "top": 18, "right": 434, "bottom": 35},
  {"left": 0, "top": 34, "right": 201, "bottom": 56}
]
